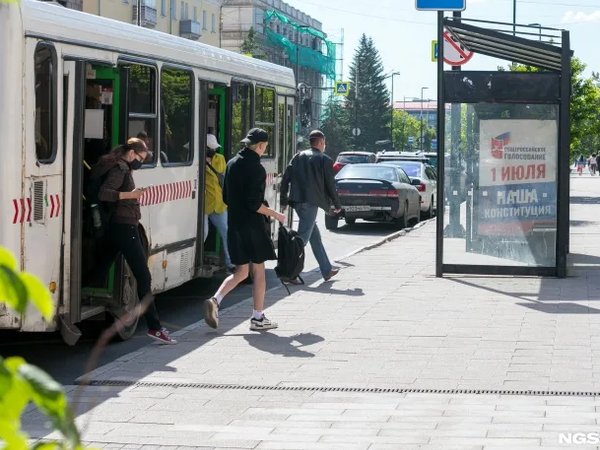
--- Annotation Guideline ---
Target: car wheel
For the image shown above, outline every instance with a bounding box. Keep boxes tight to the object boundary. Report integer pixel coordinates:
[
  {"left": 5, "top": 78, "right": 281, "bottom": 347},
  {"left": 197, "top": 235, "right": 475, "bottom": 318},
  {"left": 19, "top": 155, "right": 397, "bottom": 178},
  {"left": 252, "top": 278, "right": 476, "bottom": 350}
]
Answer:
[
  {"left": 422, "top": 197, "right": 434, "bottom": 219},
  {"left": 344, "top": 218, "right": 356, "bottom": 226},
  {"left": 325, "top": 214, "right": 339, "bottom": 231},
  {"left": 397, "top": 202, "right": 408, "bottom": 229}
]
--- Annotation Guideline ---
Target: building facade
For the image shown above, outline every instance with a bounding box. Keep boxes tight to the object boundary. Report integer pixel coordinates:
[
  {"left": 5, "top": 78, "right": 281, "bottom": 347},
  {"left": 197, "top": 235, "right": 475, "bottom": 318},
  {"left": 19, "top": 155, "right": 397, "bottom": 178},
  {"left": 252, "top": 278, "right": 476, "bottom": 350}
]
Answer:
[
  {"left": 81, "top": 0, "right": 222, "bottom": 47},
  {"left": 221, "top": 0, "right": 329, "bottom": 134}
]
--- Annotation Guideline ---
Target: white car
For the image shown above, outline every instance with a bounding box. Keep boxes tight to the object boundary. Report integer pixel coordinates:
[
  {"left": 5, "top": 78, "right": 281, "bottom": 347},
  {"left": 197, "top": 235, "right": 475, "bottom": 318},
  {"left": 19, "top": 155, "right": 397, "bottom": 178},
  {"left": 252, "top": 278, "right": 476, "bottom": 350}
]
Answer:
[{"left": 379, "top": 160, "right": 437, "bottom": 218}]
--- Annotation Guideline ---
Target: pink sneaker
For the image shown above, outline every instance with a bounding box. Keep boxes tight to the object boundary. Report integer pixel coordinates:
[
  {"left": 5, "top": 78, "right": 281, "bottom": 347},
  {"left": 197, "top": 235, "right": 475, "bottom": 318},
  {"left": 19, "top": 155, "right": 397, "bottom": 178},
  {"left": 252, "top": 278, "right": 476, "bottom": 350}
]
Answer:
[{"left": 147, "top": 328, "right": 177, "bottom": 345}]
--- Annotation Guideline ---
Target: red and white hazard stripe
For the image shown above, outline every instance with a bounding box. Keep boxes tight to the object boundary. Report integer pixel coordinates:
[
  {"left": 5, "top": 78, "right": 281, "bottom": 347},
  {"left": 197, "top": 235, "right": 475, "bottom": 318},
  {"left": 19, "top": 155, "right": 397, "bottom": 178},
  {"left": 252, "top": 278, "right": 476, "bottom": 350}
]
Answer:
[
  {"left": 49, "top": 194, "right": 61, "bottom": 218},
  {"left": 140, "top": 180, "right": 195, "bottom": 206},
  {"left": 12, "top": 198, "right": 31, "bottom": 224}
]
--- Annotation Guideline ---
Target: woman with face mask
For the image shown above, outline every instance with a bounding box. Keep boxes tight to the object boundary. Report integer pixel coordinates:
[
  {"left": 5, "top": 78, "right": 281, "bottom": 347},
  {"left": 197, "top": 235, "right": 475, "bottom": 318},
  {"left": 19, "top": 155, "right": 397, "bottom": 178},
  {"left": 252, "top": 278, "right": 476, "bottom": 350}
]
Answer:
[{"left": 94, "top": 137, "right": 177, "bottom": 345}]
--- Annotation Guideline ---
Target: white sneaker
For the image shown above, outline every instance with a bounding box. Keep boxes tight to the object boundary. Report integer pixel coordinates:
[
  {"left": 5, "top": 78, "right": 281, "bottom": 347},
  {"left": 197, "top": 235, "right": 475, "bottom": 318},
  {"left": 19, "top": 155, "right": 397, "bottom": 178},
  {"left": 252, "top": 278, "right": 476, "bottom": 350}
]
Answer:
[
  {"left": 250, "top": 315, "right": 278, "bottom": 331},
  {"left": 203, "top": 297, "right": 219, "bottom": 329}
]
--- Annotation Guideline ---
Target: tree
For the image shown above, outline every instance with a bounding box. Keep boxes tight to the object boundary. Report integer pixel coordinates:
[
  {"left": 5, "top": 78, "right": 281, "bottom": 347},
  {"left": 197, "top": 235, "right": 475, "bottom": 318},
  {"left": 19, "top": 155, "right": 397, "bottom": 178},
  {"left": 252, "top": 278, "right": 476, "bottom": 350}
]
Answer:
[
  {"left": 346, "top": 35, "right": 390, "bottom": 150},
  {"left": 240, "top": 27, "right": 263, "bottom": 59},
  {"left": 320, "top": 96, "right": 351, "bottom": 160},
  {"left": 392, "top": 110, "right": 422, "bottom": 151},
  {"left": 505, "top": 58, "right": 600, "bottom": 161}
]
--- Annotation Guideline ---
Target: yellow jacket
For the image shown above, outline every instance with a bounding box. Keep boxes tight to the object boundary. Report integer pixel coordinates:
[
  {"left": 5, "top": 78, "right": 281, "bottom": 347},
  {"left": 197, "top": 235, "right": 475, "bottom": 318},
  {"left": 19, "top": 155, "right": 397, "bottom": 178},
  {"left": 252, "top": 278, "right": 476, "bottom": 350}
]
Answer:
[{"left": 204, "top": 153, "right": 227, "bottom": 215}]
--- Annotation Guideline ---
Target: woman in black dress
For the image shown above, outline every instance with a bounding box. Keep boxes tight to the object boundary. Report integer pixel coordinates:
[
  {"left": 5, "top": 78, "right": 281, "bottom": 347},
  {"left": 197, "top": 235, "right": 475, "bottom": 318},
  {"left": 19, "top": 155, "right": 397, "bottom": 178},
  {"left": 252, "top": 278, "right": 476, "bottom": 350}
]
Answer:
[{"left": 203, "top": 128, "right": 285, "bottom": 331}]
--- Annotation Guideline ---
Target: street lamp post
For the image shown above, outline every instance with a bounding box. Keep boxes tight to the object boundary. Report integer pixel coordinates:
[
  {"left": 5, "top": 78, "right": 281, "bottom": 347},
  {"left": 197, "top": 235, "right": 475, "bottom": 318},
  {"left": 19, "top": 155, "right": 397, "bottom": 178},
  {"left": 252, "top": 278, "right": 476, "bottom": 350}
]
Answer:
[
  {"left": 389, "top": 72, "right": 400, "bottom": 148},
  {"left": 420, "top": 86, "right": 429, "bottom": 152},
  {"left": 513, "top": 0, "right": 516, "bottom": 36}
]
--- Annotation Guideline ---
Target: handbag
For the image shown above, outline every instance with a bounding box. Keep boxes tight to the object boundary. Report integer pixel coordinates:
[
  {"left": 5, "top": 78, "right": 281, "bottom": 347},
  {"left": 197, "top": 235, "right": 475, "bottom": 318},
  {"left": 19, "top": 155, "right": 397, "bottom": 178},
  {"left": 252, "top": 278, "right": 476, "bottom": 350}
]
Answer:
[{"left": 206, "top": 161, "right": 224, "bottom": 188}]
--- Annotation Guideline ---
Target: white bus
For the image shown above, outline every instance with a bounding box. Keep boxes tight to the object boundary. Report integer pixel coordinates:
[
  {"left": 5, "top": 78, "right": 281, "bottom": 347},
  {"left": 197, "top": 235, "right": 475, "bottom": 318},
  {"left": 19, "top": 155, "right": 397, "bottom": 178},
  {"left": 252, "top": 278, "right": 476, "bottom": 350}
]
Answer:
[{"left": 0, "top": 0, "right": 297, "bottom": 343}]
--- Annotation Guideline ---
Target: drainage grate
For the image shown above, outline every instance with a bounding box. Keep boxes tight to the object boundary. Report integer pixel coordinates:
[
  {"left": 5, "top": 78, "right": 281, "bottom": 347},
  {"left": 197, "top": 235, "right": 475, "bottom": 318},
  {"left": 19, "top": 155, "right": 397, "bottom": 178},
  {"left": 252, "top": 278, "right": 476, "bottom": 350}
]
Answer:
[{"left": 80, "top": 379, "right": 600, "bottom": 397}]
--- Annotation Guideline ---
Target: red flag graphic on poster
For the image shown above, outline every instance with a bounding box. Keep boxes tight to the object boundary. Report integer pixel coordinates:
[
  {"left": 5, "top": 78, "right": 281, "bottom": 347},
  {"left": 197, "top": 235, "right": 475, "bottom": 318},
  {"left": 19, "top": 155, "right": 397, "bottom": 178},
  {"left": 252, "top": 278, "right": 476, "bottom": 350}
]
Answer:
[{"left": 491, "top": 132, "right": 510, "bottom": 159}]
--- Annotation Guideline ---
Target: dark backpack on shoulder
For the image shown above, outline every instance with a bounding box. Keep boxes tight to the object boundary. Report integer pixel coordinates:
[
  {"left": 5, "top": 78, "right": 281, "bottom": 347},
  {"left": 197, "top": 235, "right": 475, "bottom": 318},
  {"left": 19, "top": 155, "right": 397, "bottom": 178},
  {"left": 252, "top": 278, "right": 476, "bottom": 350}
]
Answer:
[
  {"left": 275, "top": 225, "right": 305, "bottom": 294},
  {"left": 85, "top": 163, "right": 118, "bottom": 239}
]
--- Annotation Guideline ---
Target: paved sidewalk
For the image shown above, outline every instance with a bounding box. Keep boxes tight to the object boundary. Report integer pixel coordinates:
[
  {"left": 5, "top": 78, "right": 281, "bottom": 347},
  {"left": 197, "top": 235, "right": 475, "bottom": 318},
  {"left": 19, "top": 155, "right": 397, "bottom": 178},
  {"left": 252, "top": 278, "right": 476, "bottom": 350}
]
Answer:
[{"left": 25, "top": 176, "right": 600, "bottom": 449}]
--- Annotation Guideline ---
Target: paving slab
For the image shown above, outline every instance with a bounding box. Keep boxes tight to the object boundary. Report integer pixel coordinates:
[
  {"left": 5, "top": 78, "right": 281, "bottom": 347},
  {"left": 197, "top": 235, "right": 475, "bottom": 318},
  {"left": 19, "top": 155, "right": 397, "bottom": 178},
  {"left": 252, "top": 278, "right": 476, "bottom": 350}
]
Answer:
[{"left": 23, "top": 176, "right": 600, "bottom": 448}]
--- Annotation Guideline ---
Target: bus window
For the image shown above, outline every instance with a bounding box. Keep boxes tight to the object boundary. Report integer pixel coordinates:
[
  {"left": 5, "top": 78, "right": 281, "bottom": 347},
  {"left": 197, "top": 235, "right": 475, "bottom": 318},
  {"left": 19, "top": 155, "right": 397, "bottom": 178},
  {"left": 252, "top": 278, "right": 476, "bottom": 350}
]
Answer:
[
  {"left": 128, "top": 64, "right": 157, "bottom": 165},
  {"left": 160, "top": 67, "right": 193, "bottom": 165},
  {"left": 255, "top": 87, "right": 275, "bottom": 158},
  {"left": 34, "top": 44, "right": 56, "bottom": 163},
  {"left": 231, "top": 83, "right": 251, "bottom": 151}
]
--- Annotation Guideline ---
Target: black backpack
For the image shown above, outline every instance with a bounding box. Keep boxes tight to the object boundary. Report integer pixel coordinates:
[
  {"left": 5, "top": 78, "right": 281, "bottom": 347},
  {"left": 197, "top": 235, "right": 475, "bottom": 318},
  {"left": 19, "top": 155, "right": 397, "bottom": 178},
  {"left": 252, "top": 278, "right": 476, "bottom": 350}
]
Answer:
[
  {"left": 85, "top": 163, "right": 117, "bottom": 239},
  {"left": 275, "top": 225, "right": 305, "bottom": 293}
]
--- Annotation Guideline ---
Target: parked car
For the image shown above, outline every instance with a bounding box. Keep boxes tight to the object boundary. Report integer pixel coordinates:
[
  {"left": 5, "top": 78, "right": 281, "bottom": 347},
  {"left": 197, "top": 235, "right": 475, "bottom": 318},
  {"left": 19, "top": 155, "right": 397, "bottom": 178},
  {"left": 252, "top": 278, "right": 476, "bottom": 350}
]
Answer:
[
  {"left": 327, "top": 163, "right": 421, "bottom": 230},
  {"left": 333, "top": 151, "right": 377, "bottom": 174},
  {"left": 376, "top": 150, "right": 430, "bottom": 164},
  {"left": 378, "top": 160, "right": 437, "bottom": 218},
  {"left": 421, "top": 152, "right": 439, "bottom": 170}
]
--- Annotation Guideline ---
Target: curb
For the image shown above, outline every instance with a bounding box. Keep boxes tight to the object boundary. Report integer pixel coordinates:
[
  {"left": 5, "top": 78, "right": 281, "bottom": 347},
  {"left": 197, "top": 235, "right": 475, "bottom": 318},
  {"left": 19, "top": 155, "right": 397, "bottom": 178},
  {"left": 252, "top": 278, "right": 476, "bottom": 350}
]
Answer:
[{"left": 333, "top": 217, "right": 433, "bottom": 263}]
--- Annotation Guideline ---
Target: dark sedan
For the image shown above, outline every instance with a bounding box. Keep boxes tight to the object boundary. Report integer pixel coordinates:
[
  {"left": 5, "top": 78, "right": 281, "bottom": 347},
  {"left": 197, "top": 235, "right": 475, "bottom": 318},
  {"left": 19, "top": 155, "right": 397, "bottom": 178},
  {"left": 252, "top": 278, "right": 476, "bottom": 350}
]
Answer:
[{"left": 326, "top": 164, "right": 421, "bottom": 230}]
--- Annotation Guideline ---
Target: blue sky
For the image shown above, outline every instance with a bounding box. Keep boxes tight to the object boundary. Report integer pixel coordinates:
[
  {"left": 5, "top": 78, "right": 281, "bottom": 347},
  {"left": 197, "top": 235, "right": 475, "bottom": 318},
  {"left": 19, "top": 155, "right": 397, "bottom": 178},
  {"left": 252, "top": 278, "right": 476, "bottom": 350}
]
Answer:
[{"left": 285, "top": 0, "right": 600, "bottom": 102}]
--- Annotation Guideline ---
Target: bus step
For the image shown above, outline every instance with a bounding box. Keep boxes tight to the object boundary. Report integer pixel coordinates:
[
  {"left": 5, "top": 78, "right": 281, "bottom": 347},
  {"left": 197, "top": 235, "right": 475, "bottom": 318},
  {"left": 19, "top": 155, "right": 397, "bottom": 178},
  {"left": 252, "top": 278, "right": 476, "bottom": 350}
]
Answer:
[{"left": 80, "top": 305, "right": 106, "bottom": 321}]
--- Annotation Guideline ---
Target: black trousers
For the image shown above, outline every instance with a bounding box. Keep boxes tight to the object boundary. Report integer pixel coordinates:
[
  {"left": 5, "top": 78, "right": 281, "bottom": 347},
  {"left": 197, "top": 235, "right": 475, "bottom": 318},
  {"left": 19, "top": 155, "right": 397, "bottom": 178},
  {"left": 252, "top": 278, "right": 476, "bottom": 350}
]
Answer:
[{"left": 109, "top": 223, "right": 161, "bottom": 330}]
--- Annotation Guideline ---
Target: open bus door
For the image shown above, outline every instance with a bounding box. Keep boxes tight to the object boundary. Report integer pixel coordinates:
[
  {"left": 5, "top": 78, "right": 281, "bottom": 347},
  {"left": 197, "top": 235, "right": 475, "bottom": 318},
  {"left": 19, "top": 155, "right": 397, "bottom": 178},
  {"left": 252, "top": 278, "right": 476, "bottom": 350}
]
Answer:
[{"left": 61, "top": 61, "right": 140, "bottom": 344}]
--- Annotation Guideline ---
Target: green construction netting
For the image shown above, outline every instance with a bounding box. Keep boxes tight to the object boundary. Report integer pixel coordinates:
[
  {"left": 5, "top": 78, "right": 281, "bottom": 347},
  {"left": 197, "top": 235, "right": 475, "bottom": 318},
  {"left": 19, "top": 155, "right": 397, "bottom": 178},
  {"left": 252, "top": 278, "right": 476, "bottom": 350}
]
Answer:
[{"left": 264, "top": 10, "right": 336, "bottom": 80}]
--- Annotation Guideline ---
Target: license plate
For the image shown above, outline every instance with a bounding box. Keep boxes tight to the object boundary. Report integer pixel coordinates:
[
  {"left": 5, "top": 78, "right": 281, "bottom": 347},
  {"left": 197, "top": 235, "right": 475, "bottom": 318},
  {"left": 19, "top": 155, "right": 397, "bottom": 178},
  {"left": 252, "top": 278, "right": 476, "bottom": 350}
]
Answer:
[{"left": 342, "top": 205, "right": 371, "bottom": 212}]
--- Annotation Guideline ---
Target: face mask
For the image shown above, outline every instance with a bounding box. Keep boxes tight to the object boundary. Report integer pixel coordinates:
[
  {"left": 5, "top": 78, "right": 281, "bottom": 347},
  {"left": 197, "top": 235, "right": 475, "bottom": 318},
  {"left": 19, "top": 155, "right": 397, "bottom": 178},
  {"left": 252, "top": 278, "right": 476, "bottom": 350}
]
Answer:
[
  {"left": 130, "top": 159, "right": 143, "bottom": 170},
  {"left": 206, "top": 148, "right": 216, "bottom": 158}
]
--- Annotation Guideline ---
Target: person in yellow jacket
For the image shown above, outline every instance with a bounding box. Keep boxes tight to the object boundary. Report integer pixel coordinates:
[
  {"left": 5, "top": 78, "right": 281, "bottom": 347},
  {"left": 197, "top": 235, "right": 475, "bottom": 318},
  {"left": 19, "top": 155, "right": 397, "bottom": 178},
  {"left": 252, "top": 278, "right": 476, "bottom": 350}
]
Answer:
[{"left": 204, "top": 134, "right": 233, "bottom": 271}]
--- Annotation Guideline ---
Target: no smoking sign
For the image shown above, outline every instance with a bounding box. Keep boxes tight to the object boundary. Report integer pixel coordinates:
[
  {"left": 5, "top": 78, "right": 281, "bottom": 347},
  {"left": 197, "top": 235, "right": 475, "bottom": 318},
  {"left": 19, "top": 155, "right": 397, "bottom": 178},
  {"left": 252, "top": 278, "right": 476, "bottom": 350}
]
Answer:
[{"left": 432, "top": 31, "right": 474, "bottom": 66}]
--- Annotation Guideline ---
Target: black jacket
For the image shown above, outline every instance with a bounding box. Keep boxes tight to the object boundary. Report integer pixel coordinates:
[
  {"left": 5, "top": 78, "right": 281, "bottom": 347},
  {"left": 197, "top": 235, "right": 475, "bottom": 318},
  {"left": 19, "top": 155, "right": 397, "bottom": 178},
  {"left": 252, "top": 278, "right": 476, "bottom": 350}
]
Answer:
[
  {"left": 95, "top": 159, "right": 141, "bottom": 225},
  {"left": 280, "top": 148, "right": 341, "bottom": 211},
  {"left": 223, "top": 147, "right": 267, "bottom": 230}
]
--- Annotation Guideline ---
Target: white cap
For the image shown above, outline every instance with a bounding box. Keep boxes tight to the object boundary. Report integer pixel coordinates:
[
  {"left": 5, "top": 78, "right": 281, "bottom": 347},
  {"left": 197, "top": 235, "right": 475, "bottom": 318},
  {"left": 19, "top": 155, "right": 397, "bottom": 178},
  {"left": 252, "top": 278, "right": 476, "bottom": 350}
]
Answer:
[{"left": 207, "top": 134, "right": 221, "bottom": 150}]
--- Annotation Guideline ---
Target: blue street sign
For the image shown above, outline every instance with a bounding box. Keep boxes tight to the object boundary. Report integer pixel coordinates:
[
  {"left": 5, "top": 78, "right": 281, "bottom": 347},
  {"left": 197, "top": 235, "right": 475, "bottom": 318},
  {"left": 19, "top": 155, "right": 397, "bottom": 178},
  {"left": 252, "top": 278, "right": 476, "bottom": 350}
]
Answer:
[
  {"left": 416, "top": 0, "right": 466, "bottom": 11},
  {"left": 431, "top": 139, "right": 437, "bottom": 150}
]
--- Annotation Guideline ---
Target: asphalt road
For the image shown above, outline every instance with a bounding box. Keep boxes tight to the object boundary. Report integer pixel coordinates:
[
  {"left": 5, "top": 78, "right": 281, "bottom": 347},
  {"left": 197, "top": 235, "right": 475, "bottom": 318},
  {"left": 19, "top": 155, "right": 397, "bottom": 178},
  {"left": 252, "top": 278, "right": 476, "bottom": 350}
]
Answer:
[{"left": 0, "top": 210, "right": 403, "bottom": 384}]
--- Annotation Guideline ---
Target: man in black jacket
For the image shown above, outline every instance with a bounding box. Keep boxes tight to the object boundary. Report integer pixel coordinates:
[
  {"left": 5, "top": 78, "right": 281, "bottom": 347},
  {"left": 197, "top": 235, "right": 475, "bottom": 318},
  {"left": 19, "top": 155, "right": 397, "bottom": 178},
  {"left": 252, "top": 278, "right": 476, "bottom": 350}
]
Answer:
[{"left": 280, "top": 130, "right": 341, "bottom": 281}]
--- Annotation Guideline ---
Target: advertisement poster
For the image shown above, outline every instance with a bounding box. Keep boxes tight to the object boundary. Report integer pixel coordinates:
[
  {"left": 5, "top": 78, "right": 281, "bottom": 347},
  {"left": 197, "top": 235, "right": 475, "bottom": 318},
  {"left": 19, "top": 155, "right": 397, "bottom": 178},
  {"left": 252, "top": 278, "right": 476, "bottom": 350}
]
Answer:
[{"left": 478, "top": 120, "right": 558, "bottom": 236}]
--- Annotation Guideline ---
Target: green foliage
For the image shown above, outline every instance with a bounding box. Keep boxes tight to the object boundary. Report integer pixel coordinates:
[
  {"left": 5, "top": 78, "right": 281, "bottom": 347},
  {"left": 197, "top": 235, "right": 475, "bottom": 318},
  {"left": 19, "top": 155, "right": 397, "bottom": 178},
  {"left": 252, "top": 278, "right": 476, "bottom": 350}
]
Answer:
[
  {"left": 0, "top": 247, "right": 84, "bottom": 450},
  {"left": 346, "top": 34, "right": 390, "bottom": 150},
  {"left": 240, "top": 27, "right": 262, "bottom": 58},
  {"left": 0, "top": 248, "right": 53, "bottom": 321},
  {"left": 507, "top": 58, "right": 600, "bottom": 161},
  {"left": 320, "top": 96, "right": 351, "bottom": 160}
]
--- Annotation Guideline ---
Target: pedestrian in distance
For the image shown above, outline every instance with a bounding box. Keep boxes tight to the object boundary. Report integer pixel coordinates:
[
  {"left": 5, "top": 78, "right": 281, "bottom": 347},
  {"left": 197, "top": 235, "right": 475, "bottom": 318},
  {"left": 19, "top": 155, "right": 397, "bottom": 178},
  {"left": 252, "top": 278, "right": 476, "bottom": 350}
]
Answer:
[
  {"left": 203, "top": 133, "right": 234, "bottom": 272},
  {"left": 576, "top": 154, "right": 585, "bottom": 176},
  {"left": 589, "top": 154, "right": 598, "bottom": 176},
  {"left": 92, "top": 137, "right": 177, "bottom": 344},
  {"left": 203, "top": 128, "right": 286, "bottom": 331},
  {"left": 280, "top": 129, "right": 342, "bottom": 282}
]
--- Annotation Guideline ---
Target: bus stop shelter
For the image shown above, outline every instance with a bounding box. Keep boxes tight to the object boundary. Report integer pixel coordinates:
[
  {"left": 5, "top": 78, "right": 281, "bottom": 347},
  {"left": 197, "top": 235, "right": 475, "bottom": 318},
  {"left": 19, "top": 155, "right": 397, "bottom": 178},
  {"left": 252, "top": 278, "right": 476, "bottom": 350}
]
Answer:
[{"left": 435, "top": 16, "right": 571, "bottom": 277}]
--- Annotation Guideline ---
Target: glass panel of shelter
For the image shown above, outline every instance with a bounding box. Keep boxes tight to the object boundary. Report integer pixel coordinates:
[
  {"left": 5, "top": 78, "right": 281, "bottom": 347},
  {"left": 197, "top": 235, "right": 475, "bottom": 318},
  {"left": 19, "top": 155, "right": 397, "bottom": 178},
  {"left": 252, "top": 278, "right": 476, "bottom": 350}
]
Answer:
[{"left": 442, "top": 103, "right": 559, "bottom": 268}]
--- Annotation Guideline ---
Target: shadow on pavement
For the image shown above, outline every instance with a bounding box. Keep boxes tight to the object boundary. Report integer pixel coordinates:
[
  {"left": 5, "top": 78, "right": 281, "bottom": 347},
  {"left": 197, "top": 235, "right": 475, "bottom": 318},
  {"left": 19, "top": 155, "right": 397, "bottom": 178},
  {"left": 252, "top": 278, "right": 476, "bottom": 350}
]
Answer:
[
  {"left": 218, "top": 332, "right": 325, "bottom": 358},
  {"left": 301, "top": 280, "right": 364, "bottom": 297},
  {"left": 448, "top": 276, "right": 600, "bottom": 313}
]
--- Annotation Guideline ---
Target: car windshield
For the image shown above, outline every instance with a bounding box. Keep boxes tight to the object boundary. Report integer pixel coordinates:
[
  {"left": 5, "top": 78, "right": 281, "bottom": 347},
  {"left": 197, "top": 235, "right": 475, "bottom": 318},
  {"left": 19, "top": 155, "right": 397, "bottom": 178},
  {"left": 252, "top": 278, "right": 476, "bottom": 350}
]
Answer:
[
  {"left": 337, "top": 165, "right": 398, "bottom": 181},
  {"left": 388, "top": 162, "right": 421, "bottom": 177},
  {"left": 337, "top": 154, "right": 371, "bottom": 164}
]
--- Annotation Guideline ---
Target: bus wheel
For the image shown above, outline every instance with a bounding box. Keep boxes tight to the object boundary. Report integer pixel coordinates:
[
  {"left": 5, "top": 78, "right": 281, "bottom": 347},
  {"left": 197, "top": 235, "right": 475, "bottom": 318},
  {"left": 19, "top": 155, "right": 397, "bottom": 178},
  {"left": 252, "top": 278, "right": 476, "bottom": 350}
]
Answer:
[{"left": 108, "top": 259, "right": 140, "bottom": 341}]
